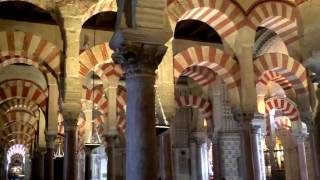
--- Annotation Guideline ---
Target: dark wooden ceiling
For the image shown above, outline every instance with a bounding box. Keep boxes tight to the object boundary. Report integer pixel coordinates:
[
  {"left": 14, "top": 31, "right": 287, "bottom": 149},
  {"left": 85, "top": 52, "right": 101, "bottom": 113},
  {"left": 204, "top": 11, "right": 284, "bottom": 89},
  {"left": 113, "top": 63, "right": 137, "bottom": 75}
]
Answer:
[
  {"left": 174, "top": 20, "right": 222, "bottom": 44},
  {"left": 0, "top": 1, "right": 116, "bottom": 30}
]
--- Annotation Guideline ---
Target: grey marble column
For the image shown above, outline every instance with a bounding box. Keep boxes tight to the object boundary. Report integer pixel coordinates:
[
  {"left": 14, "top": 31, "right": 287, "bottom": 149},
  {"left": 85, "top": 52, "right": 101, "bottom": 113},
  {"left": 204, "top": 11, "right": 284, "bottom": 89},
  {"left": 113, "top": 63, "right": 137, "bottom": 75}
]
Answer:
[
  {"left": 296, "top": 134, "right": 309, "bottom": 180},
  {"left": 159, "top": 131, "right": 173, "bottom": 180},
  {"left": 31, "top": 151, "right": 44, "bottom": 180},
  {"left": 309, "top": 125, "right": 320, "bottom": 179},
  {"left": 239, "top": 112, "right": 254, "bottom": 180},
  {"left": 111, "top": 32, "right": 167, "bottom": 180},
  {"left": 63, "top": 118, "right": 78, "bottom": 180},
  {"left": 44, "top": 134, "right": 56, "bottom": 180},
  {"left": 251, "top": 114, "right": 266, "bottom": 180},
  {"left": 104, "top": 135, "right": 117, "bottom": 180},
  {"left": 211, "top": 136, "right": 221, "bottom": 179}
]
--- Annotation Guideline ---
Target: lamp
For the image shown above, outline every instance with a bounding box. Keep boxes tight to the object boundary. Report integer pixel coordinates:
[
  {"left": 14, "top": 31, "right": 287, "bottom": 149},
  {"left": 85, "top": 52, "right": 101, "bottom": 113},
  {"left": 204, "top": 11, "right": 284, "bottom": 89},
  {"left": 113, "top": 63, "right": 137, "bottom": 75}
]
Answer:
[
  {"left": 155, "top": 85, "right": 170, "bottom": 135},
  {"left": 84, "top": 73, "right": 102, "bottom": 180},
  {"left": 84, "top": 73, "right": 102, "bottom": 148},
  {"left": 53, "top": 134, "right": 64, "bottom": 159}
]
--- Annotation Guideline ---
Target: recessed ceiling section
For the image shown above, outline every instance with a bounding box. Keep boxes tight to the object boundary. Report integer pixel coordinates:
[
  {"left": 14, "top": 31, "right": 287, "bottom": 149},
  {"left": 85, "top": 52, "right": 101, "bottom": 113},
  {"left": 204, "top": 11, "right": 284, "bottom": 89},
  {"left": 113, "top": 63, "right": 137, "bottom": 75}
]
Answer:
[
  {"left": 82, "top": 12, "right": 117, "bottom": 31},
  {"left": 174, "top": 20, "right": 223, "bottom": 44},
  {"left": 0, "top": 1, "right": 56, "bottom": 24},
  {"left": 0, "top": 65, "right": 47, "bottom": 89}
]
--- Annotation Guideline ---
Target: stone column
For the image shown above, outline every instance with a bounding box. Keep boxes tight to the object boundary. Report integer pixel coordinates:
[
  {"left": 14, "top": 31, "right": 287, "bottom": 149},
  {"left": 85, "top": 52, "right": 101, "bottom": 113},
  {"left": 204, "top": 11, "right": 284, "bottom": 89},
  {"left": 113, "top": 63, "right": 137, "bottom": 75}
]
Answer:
[
  {"left": 44, "top": 134, "right": 56, "bottom": 180},
  {"left": 309, "top": 123, "right": 320, "bottom": 179},
  {"left": 106, "top": 83, "right": 118, "bottom": 135},
  {"left": 190, "top": 132, "right": 207, "bottom": 180},
  {"left": 31, "top": 151, "right": 44, "bottom": 180},
  {"left": 104, "top": 135, "right": 117, "bottom": 180},
  {"left": 295, "top": 133, "right": 309, "bottom": 180},
  {"left": 251, "top": 113, "right": 266, "bottom": 180},
  {"left": 84, "top": 146, "right": 94, "bottom": 180},
  {"left": 239, "top": 112, "right": 254, "bottom": 180},
  {"left": 211, "top": 136, "right": 221, "bottom": 179},
  {"left": 159, "top": 131, "right": 173, "bottom": 180},
  {"left": 104, "top": 82, "right": 118, "bottom": 180},
  {"left": 110, "top": 32, "right": 167, "bottom": 180},
  {"left": 63, "top": 118, "right": 78, "bottom": 180},
  {"left": 47, "top": 74, "right": 59, "bottom": 134}
]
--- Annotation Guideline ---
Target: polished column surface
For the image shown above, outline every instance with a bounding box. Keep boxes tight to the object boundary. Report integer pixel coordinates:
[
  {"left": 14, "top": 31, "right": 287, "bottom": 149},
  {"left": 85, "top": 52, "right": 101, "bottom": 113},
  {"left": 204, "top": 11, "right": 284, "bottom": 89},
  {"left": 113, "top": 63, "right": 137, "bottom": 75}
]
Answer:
[
  {"left": 44, "top": 134, "right": 56, "bottom": 180},
  {"left": 296, "top": 135, "right": 309, "bottom": 180},
  {"left": 251, "top": 114, "right": 267, "bottom": 180},
  {"left": 211, "top": 136, "right": 221, "bottom": 180},
  {"left": 84, "top": 145, "right": 98, "bottom": 180},
  {"left": 159, "top": 131, "right": 173, "bottom": 180},
  {"left": 63, "top": 118, "right": 78, "bottom": 180},
  {"left": 104, "top": 135, "right": 117, "bottom": 180},
  {"left": 239, "top": 113, "right": 254, "bottom": 180},
  {"left": 31, "top": 151, "right": 44, "bottom": 180},
  {"left": 111, "top": 32, "right": 167, "bottom": 180}
]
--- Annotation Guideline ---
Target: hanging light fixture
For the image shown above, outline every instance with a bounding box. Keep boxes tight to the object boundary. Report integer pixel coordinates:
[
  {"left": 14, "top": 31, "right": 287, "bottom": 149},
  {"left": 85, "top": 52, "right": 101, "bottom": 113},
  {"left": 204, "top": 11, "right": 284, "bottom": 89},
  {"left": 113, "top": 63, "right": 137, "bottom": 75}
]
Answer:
[
  {"left": 84, "top": 73, "right": 101, "bottom": 149},
  {"left": 155, "top": 85, "right": 170, "bottom": 135},
  {"left": 53, "top": 134, "right": 64, "bottom": 159},
  {"left": 84, "top": 72, "right": 101, "bottom": 180}
]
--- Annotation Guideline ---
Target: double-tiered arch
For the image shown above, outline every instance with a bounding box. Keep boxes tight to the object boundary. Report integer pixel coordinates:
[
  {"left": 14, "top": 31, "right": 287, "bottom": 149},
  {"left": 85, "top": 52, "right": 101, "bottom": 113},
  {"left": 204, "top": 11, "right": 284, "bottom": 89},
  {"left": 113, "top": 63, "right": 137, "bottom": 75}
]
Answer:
[
  {"left": 174, "top": 45, "right": 240, "bottom": 106},
  {"left": 248, "top": 1, "right": 299, "bottom": 46}
]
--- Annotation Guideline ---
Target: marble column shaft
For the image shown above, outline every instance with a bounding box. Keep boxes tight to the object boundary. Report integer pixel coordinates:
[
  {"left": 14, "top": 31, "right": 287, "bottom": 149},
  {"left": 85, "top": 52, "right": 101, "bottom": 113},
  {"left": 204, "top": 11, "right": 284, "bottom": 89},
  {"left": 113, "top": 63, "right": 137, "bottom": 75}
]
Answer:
[
  {"left": 159, "top": 131, "right": 173, "bottom": 180},
  {"left": 309, "top": 127, "right": 320, "bottom": 179},
  {"left": 296, "top": 135, "right": 309, "bottom": 180},
  {"left": 240, "top": 114, "right": 254, "bottom": 180},
  {"left": 251, "top": 126, "right": 265, "bottom": 180},
  {"left": 63, "top": 118, "right": 78, "bottom": 180},
  {"left": 84, "top": 147, "right": 93, "bottom": 180},
  {"left": 44, "top": 134, "right": 56, "bottom": 180},
  {"left": 104, "top": 135, "right": 117, "bottom": 180},
  {"left": 31, "top": 151, "right": 44, "bottom": 180},
  {"left": 111, "top": 35, "right": 167, "bottom": 180},
  {"left": 211, "top": 137, "right": 221, "bottom": 180},
  {"left": 125, "top": 73, "right": 158, "bottom": 180}
]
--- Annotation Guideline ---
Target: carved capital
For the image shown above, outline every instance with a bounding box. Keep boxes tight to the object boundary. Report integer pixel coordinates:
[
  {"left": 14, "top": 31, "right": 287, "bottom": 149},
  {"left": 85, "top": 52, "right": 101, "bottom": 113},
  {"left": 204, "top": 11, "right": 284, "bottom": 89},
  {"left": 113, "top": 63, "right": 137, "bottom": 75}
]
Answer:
[
  {"left": 110, "top": 31, "right": 167, "bottom": 78},
  {"left": 103, "top": 134, "right": 118, "bottom": 148},
  {"left": 45, "top": 133, "right": 56, "bottom": 149},
  {"left": 63, "top": 118, "right": 78, "bottom": 131}
]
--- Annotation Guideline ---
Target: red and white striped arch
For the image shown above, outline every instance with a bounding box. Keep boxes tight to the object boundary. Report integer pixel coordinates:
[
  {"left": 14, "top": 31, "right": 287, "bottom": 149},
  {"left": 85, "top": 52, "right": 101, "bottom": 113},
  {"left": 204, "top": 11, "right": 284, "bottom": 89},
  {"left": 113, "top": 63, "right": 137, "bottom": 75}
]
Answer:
[
  {"left": 95, "top": 63, "right": 123, "bottom": 82},
  {"left": 81, "top": 85, "right": 108, "bottom": 114},
  {"left": 79, "top": 43, "right": 123, "bottom": 83},
  {"left": 181, "top": 66, "right": 217, "bottom": 86},
  {"left": 175, "top": 95, "right": 212, "bottom": 120},
  {"left": 174, "top": 46, "right": 240, "bottom": 89},
  {"left": 167, "top": 0, "right": 246, "bottom": 38},
  {"left": 256, "top": 70, "right": 294, "bottom": 95},
  {"left": 254, "top": 53, "right": 307, "bottom": 95},
  {"left": 0, "top": 98, "right": 38, "bottom": 115},
  {"left": 0, "top": 122, "right": 36, "bottom": 140},
  {"left": 274, "top": 116, "right": 292, "bottom": 130},
  {"left": 3, "top": 133, "right": 34, "bottom": 148},
  {"left": 248, "top": 1, "right": 299, "bottom": 45},
  {"left": 0, "top": 31, "right": 61, "bottom": 75},
  {"left": 116, "top": 85, "right": 127, "bottom": 133},
  {"left": 3, "top": 111, "right": 36, "bottom": 125},
  {"left": 81, "top": 0, "right": 117, "bottom": 24},
  {"left": 0, "top": 80, "right": 48, "bottom": 112},
  {"left": 265, "top": 97, "right": 299, "bottom": 121},
  {"left": 117, "top": 85, "right": 127, "bottom": 113},
  {"left": 6, "top": 139, "right": 31, "bottom": 150}
]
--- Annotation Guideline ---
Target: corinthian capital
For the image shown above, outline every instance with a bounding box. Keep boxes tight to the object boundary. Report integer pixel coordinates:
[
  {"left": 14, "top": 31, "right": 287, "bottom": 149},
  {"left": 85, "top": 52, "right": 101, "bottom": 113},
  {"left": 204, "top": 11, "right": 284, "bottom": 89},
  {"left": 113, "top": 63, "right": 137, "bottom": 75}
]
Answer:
[{"left": 110, "top": 31, "right": 167, "bottom": 77}]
